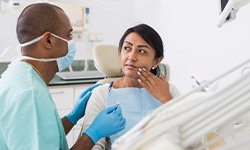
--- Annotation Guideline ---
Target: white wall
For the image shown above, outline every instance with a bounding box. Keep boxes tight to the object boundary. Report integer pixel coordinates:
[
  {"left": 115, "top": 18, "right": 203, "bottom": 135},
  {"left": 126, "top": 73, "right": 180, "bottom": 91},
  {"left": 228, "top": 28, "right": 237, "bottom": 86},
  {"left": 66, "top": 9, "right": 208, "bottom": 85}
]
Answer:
[
  {"left": 0, "top": 0, "right": 135, "bottom": 61},
  {"left": 134, "top": 0, "right": 250, "bottom": 93}
]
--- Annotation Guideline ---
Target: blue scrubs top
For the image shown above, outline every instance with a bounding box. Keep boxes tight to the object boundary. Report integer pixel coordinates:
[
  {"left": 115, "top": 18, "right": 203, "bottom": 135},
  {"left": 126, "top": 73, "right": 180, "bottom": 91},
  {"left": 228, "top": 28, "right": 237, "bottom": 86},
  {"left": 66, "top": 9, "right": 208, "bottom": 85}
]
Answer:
[{"left": 0, "top": 61, "right": 68, "bottom": 150}]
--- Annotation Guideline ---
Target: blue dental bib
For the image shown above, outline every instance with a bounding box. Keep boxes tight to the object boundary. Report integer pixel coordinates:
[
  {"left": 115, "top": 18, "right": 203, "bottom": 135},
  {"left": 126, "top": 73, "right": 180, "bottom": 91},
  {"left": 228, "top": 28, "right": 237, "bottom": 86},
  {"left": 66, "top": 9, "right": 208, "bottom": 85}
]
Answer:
[{"left": 105, "top": 87, "right": 162, "bottom": 143}]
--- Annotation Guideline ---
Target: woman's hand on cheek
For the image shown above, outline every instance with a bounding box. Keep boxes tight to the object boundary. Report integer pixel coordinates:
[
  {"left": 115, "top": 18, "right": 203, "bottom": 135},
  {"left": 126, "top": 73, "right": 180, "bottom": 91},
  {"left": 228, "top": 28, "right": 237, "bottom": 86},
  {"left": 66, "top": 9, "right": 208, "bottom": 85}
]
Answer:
[{"left": 137, "top": 68, "right": 172, "bottom": 103}]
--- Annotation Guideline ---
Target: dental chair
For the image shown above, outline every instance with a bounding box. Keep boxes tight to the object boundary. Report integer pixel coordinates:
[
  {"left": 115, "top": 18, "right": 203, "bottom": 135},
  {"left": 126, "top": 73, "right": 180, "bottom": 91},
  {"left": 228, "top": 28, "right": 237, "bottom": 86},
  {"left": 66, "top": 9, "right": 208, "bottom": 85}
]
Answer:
[
  {"left": 92, "top": 44, "right": 170, "bottom": 84},
  {"left": 92, "top": 44, "right": 122, "bottom": 84}
]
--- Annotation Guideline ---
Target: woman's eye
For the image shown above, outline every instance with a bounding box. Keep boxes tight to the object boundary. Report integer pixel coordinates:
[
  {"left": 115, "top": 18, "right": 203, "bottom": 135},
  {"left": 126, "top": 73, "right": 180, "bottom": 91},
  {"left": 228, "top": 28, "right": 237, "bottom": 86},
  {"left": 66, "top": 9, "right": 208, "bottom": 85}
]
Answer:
[
  {"left": 123, "top": 46, "right": 131, "bottom": 51},
  {"left": 139, "top": 49, "right": 146, "bottom": 53}
]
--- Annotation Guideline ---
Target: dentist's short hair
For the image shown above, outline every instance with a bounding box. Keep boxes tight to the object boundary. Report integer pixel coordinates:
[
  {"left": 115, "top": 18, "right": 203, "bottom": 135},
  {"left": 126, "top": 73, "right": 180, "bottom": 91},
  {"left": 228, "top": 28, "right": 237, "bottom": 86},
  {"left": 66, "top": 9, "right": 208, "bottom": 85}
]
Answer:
[{"left": 16, "top": 3, "right": 64, "bottom": 44}]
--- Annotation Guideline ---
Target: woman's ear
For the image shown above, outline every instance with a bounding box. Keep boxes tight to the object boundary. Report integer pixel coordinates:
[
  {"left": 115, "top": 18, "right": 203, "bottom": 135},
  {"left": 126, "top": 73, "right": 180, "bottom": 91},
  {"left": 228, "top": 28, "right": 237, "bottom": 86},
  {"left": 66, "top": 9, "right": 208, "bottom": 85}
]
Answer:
[{"left": 153, "top": 56, "right": 164, "bottom": 67}]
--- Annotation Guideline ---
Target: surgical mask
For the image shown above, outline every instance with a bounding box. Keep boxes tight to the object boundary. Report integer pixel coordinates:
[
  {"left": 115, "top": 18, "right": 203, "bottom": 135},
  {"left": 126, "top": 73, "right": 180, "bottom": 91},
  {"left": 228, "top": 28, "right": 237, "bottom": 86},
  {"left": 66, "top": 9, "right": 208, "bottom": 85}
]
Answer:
[{"left": 19, "top": 33, "right": 76, "bottom": 72}]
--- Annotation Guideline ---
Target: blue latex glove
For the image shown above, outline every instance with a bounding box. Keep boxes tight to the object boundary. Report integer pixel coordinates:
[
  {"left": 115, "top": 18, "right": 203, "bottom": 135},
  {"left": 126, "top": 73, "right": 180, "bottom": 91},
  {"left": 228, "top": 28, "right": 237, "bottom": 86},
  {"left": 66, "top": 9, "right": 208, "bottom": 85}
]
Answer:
[
  {"left": 66, "top": 84, "right": 101, "bottom": 125},
  {"left": 83, "top": 105, "right": 126, "bottom": 144}
]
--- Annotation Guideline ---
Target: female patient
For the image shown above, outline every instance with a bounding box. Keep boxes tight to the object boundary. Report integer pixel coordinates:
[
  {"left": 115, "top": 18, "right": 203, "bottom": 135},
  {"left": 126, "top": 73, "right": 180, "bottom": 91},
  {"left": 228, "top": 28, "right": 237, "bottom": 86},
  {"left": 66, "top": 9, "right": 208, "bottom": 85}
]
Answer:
[{"left": 82, "top": 23, "right": 180, "bottom": 149}]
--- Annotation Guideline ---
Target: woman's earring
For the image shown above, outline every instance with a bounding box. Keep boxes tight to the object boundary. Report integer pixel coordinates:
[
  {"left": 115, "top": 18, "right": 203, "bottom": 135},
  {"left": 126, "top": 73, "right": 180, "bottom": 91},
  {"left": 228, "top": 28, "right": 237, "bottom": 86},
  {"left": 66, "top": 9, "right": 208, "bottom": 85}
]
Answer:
[{"left": 152, "top": 66, "right": 156, "bottom": 70}]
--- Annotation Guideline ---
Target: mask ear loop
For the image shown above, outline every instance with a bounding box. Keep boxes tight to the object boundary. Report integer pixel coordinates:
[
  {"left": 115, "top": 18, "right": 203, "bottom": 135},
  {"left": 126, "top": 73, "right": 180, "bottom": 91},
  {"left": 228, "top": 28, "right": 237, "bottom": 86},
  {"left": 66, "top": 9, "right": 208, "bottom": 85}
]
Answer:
[
  {"left": 51, "top": 33, "right": 68, "bottom": 42},
  {"left": 13, "top": 35, "right": 44, "bottom": 63},
  {"left": 20, "top": 55, "right": 58, "bottom": 62},
  {"left": 19, "top": 35, "right": 43, "bottom": 47}
]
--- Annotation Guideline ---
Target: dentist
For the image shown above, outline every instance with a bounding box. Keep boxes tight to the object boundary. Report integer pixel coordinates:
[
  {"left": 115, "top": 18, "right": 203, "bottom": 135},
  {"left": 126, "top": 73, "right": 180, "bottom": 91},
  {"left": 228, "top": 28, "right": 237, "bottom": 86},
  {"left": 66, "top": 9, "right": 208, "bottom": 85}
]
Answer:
[{"left": 0, "top": 3, "right": 125, "bottom": 150}]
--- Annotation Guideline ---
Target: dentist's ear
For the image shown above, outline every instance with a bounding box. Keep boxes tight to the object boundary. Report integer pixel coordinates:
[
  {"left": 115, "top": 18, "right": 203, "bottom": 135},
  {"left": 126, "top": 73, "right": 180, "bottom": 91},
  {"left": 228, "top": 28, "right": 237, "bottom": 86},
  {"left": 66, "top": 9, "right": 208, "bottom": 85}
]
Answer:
[
  {"left": 42, "top": 32, "right": 53, "bottom": 48},
  {"left": 47, "top": 39, "right": 51, "bottom": 44}
]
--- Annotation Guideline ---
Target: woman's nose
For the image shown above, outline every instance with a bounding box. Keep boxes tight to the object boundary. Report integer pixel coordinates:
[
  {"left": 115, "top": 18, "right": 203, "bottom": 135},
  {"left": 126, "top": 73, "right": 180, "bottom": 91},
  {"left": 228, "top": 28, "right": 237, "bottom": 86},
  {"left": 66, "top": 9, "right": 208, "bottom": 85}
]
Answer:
[{"left": 128, "top": 51, "right": 137, "bottom": 62}]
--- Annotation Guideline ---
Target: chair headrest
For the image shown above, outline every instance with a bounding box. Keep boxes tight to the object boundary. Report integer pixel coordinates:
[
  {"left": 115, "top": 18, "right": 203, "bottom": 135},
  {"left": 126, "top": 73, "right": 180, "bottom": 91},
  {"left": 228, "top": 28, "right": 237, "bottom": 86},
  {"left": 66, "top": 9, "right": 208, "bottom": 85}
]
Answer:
[{"left": 92, "top": 44, "right": 123, "bottom": 77}]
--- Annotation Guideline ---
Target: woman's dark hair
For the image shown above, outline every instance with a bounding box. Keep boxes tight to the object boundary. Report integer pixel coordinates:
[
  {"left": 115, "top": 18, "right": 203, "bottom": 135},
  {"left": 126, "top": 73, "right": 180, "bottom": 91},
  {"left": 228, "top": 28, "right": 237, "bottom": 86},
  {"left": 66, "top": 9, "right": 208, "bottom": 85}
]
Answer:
[{"left": 118, "top": 23, "right": 164, "bottom": 76}]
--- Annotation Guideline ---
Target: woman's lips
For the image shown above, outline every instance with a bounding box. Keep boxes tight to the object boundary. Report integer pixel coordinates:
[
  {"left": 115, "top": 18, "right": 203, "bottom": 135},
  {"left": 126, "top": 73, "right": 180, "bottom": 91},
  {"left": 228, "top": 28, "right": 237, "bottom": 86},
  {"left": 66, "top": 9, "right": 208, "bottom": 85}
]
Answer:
[{"left": 125, "top": 64, "right": 138, "bottom": 69}]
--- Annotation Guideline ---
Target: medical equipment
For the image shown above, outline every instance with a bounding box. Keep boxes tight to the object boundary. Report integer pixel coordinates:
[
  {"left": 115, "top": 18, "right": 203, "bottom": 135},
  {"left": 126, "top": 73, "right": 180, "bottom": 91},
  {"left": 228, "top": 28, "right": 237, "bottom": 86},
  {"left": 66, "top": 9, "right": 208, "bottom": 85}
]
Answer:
[
  {"left": 56, "top": 70, "right": 105, "bottom": 81},
  {"left": 218, "top": 0, "right": 250, "bottom": 27},
  {"left": 84, "top": 7, "right": 90, "bottom": 29},
  {"left": 191, "top": 76, "right": 201, "bottom": 85},
  {"left": 191, "top": 76, "right": 207, "bottom": 92},
  {"left": 242, "top": 66, "right": 250, "bottom": 76},
  {"left": 112, "top": 59, "right": 250, "bottom": 150},
  {"left": 113, "top": 100, "right": 122, "bottom": 113},
  {"left": 10, "top": 0, "right": 20, "bottom": 9},
  {"left": 191, "top": 76, "right": 219, "bottom": 93},
  {"left": 116, "top": 100, "right": 122, "bottom": 105}
]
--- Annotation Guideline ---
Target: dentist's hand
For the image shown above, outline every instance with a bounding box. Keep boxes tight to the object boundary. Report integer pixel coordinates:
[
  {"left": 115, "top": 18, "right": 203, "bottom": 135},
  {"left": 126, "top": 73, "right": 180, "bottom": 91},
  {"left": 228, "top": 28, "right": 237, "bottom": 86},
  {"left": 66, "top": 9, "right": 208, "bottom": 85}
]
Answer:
[
  {"left": 83, "top": 105, "right": 126, "bottom": 144},
  {"left": 66, "top": 84, "right": 101, "bottom": 125}
]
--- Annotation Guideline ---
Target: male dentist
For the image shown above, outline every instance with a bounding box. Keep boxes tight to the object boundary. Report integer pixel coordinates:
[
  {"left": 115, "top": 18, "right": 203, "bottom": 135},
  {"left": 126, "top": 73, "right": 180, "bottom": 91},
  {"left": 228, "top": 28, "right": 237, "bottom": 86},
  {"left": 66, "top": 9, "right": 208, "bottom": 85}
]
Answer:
[{"left": 0, "top": 3, "right": 125, "bottom": 150}]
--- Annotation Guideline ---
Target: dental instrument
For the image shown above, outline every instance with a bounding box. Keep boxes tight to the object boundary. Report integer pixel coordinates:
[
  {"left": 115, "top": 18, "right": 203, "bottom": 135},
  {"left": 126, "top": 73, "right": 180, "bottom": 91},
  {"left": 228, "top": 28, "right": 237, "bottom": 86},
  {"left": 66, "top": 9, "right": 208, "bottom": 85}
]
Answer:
[
  {"left": 191, "top": 76, "right": 201, "bottom": 85},
  {"left": 116, "top": 100, "right": 122, "bottom": 106}
]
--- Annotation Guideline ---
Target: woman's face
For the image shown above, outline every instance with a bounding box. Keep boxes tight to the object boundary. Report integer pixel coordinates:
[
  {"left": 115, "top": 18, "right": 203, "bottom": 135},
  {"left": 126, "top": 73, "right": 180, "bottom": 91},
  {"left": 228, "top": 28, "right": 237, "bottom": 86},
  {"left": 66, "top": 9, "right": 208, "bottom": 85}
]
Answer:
[{"left": 120, "top": 32, "right": 162, "bottom": 79}]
